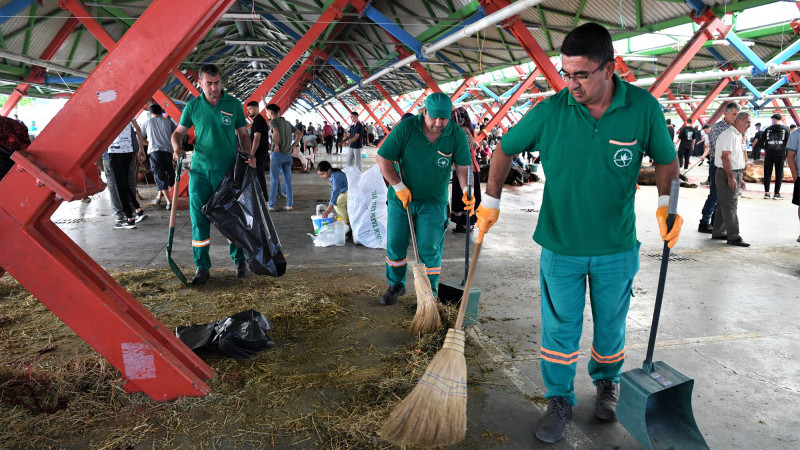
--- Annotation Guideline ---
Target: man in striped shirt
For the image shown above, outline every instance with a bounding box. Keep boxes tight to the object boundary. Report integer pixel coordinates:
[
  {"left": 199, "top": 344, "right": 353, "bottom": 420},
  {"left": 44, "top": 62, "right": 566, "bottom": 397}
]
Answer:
[{"left": 698, "top": 102, "right": 740, "bottom": 234}]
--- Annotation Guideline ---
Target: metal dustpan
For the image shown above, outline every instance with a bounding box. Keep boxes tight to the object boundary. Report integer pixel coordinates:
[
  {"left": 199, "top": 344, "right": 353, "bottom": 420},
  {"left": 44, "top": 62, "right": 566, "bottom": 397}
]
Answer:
[
  {"left": 618, "top": 180, "right": 707, "bottom": 450},
  {"left": 438, "top": 171, "right": 481, "bottom": 326}
]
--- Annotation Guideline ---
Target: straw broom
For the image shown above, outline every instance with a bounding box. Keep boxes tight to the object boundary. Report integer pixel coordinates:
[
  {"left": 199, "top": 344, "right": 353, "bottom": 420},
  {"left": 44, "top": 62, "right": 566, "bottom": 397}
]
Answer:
[
  {"left": 382, "top": 230, "right": 485, "bottom": 447},
  {"left": 407, "top": 208, "right": 442, "bottom": 335}
]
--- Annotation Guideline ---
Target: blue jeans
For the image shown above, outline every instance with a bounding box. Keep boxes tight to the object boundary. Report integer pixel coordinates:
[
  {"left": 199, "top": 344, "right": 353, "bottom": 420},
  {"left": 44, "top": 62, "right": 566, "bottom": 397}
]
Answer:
[
  {"left": 539, "top": 243, "right": 640, "bottom": 405},
  {"left": 700, "top": 159, "right": 718, "bottom": 225},
  {"left": 269, "top": 152, "right": 293, "bottom": 208}
]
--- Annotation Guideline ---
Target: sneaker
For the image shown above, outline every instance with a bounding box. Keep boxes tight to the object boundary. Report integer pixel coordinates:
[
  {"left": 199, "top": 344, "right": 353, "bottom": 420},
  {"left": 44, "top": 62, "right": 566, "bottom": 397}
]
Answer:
[
  {"left": 595, "top": 379, "right": 619, "bottom": 421},
  {"left": 700, "top": 180, "right": 710, "bottom": 186},
  {"left": 134, "top": 210, "right": 148, "bottom": 223},
  {"left": 191, "top": 267, "right": 210, "bottom": 285},
  {"left": 773, "top": 193, "right": 783, "bottom": 199},
  {"left": 534, "top": 396, "right": 572, "bottom": 443},
  {"left": 113, "top": 220, "right": 136, "bottom": 230},
  {"left": 764, "top": 193, "right": 771, "bottom": 199},
  {"left": 151, "top": 198, "right": 162, "bottom": 206},
  {"left": 235, "top": 260, "right": 248, "bottom": 279},
  {"left": 697, "top": 223, "right": 713, "bottom": 234},
  {"left": 285, "top": 206, "right": 293, "bottom": 211},
  {"left": 165, "top": 203, "right": 172, "bottom": 211},
  {"left": 379, "top": 285, "right": 406, "bottom": 306}
]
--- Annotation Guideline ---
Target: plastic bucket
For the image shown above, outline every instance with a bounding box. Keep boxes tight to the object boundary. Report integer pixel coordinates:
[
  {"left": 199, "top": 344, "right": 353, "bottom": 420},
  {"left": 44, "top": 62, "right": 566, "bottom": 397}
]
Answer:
[
  {"left": 311, "top": 215, "right": 336, "bottom": 235},
  {"left": 361, "top": 150, "right": 369, "bottom": 159}
]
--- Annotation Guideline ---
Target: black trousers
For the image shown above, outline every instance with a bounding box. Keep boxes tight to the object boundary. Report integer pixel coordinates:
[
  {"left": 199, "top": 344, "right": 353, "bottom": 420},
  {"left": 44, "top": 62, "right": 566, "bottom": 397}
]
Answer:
[
  {"left": 763, "top": 151, "right": 786, "bottom": 194},
  {"left": 255, "top": 151, "right": 268, "bottom": 197},
  {"left": 678, "top": 145, "right": 692, "bottom": 169},
  {"left": 324, "top": 135, "right": 333, "bottom": 153},
  {"left": 108, "top": 152, "right": 137, "bottom": 219}
]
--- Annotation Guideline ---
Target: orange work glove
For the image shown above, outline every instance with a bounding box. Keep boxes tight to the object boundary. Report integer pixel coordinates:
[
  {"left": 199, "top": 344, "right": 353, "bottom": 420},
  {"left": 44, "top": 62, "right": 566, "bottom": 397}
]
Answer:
[
  {"left": 476, "top": 194, "right": 500, "bottom": 234},
  {"left": 393, "top": 182, "right": 412, "bottom": 208},
  {"left": 656, "top": 205, "right": 683, "bottom": 249},
  {"left": 462, "top": 187, "right": 475, "bottom": 214}
]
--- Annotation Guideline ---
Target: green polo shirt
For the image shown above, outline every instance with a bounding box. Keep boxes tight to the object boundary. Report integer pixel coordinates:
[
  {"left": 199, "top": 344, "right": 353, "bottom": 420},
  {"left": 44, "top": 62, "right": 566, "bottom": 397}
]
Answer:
[
  {"left": 378, "top": 114, "right": 472, "bottom": 205},
  {"left": 179, "top": 90, "right": 246, "bottom": 170},
  {"left": 501, "top": 75, "right": 676, "bottom": 256}
]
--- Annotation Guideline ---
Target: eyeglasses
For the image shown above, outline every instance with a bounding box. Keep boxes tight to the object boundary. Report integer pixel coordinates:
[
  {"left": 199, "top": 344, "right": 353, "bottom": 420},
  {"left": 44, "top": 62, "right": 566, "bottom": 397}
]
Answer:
[{"left": 559, "top": 63, "right": 609, "bottom": 83}]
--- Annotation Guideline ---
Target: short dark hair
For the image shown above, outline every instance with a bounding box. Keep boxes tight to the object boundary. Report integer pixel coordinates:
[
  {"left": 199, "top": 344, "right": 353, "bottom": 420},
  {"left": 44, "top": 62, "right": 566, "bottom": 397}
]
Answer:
[
  {"left": 561, "top": 22, "right": 614, "bottom": 66},
  {"left": 246, "top": 101, "right": 259, "bottom": 108},
  {"left": 350, "top": 111, "right": 358, "bottom": 117},
  {"left": 755, "top": 122, "right": 761, "bottom": 127},
  {"left": 317, "top": 160, "right": 339, "bottom": 173},
  {"left": 266, "top": 103, "right": 281, "bottom": 114},
  {"left": 198, "top": 64, "right": 220, "bottom": 79},
  {"left": 666, "top": 119, "right": 672, "bottom": 125},
  {"left": 149, "top": 104, "right": 164, "bottom": 115}
]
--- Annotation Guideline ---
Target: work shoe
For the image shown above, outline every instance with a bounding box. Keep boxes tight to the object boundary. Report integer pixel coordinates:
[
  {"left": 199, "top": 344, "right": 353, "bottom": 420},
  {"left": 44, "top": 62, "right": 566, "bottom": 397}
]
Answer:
[
  {"left": 711, "top": 234, "right": 727, "bottom": 240},
  {"left": 379, "top": 285, "right": 406, "bottom": 306},
  {"left": 773, "top": 193, "right": 783, "bottom": 199},
  {"left": 191, "top": 268, "right": 210, "bottom": 285},
  {"left": 113, "top": 220, "right": 136, "bottom": 230},
  {"left": 697, "top": 223, "right": 713, "bottom": 234},
  {"left": 534, "top": 396, "right": 572, "bottom": 444},
  {"left": 134, "top": 210, "right": 148, "bottom": 223},
  {"left": 595, "top": 379, "right": 619, "bottom": 421},
  {"left": 700, "top": 180, "right": 710, "bottom": 186},
  {"left": 236, "top": 260, "right": 248, "bottom": 279},
  {"left": 727, "top": 238, "right": 751, "bottom": 247},
  {"left": 764, "top": 192, "right": 771, "bottom": 199}
]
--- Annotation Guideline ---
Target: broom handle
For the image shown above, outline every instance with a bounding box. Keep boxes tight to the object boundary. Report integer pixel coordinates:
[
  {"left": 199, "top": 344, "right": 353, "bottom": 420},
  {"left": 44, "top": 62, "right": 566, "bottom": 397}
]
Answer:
[
  {"left": 455, "top": 231, "right": 484, "bottom": 330},
  {"left": 464, "top": 170, "right": 472, "bottom": 282},
  {"left": 406, "top": 208, "right": 420, "bottom": 263},
  {"left": 169, "top": 155, "right": 183, "bottom": 228},
  {"left": 644, "top": 179, "right": 680, "bottom": 367}
]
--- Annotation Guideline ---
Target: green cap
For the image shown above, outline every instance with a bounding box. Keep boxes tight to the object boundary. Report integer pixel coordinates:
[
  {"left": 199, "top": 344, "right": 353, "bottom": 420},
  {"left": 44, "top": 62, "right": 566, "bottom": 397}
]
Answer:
[{"left": 425, "top": 92, "right": 453, "bottom": 119}]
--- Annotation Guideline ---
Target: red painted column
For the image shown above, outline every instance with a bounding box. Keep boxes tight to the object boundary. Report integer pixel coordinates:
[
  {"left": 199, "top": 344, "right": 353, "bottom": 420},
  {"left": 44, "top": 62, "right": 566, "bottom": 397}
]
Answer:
[
  {"left": 688, "top": 77, "right": 733, "bottom": 125},
  {"left": 246, "top": 0, "right": 366, "bottom": 106},
  {"left": 475, "top": 69, "right": 540, "bottom": 143},
  {"left": 1, "top": 0, "right": 232, "bottom": 402},
  {"left": 650, "top": 12, "right": 728, "bottom": 99},
  {"left": 60, "top": 0, "right": 187, "bottom": 125},
  {"left": 450, "top": 77, "right": 474, "bottom": 102},
  {"left": 1, "top": 17, "right": 79, "bottom": 116},
  {"left": 173, "top": 68, "right": 201, "bottom": 97},
  {"left": 352, "top": 93, "right": 390, "bottom": 136},
  {"left": 479, "top": 0, "right": 565, "bottom": 92}
]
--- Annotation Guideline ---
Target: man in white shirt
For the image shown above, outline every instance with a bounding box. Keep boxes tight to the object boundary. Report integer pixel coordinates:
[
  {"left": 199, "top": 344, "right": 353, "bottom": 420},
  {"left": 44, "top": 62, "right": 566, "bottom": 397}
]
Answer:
[{"left": 712, "top": 112, "right": 751, "bottom": 247}]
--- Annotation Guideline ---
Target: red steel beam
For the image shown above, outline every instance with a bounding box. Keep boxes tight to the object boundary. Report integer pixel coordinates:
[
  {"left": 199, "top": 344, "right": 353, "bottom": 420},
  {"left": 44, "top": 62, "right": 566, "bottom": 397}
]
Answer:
[
  {"left": 450, "top": 77, "right": 473, "bottom": 102},
  {"left": 707, "top": 87, "right": 746, "bottom": 124},
  {"left": 475, "top": 68, "right": 540, "bottom": 143},
  {"left": 246, "top": 0, "right": 365, "bottom": 106},
  {"left": 688, "top": 77, "right": 733, "bottom": 125},
  {"left": 60, "top": 0, "right": 187, "bottom": 126},
  {"left": 617, "top": 57, "right": 690, "bottom": 123},
  {"left": 479, "top": 0, "right": 565, "bottom": 92},
  {"left": 778, "top": 79, "right": 800, "bottom": 125},
  {"left": 1, "top": 17, "right": 79, "bottom": 116},
  {"left": 1, "top": 0, "right": 231, "bottom": 402},
  {"left": 352, "top": 93, "right": 390, "bottom": 136},
  {"left": 172, "top": 68, "right": 201, "bottom": 97},
  {"left": 650, "top": 11, "right": 728, "bottom": 99}
]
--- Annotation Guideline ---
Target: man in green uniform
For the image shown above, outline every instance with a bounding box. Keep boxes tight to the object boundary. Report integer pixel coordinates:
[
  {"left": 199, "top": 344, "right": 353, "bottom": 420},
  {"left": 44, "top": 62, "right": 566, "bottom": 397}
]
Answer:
[
  {"left": 171, "top": 64, "right": 255, "bottom": 285},
  {"left": 476, "top": 23, "right": 681, "bottom": 444},
  {"left": 376, "top": 93, "right": 474, "bottom": 306}
]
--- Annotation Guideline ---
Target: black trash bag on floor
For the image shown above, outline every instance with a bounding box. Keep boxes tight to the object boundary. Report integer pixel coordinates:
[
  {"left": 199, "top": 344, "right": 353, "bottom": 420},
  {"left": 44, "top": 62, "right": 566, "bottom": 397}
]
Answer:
[
  {"left": 176, "top": 309, "right": 275, "bottom": 359},
  {"left": 202, "top": 152, "right": 286, "bottom": 276}
]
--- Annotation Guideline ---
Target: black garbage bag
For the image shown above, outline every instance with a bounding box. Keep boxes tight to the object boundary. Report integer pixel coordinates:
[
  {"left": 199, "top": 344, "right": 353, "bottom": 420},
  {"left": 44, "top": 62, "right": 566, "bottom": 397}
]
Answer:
[
  {"left": 202, "top": 153, "right": 286, "bottom": 276},
  {"left": 176, "top": 309, "right": 275, "bottom": 359}
]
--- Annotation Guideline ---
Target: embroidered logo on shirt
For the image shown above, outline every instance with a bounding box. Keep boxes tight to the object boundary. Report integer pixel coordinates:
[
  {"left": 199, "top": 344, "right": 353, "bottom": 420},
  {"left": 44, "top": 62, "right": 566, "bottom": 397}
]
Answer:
[
  {"left": 221, "top": 111, "right": 232, "bottom": 126},
  {"left": 613, "top": 148, "right": 633, "bottom": 167},
  {"left": 436, "top": 156, "right": 450, "bottom": 167}
]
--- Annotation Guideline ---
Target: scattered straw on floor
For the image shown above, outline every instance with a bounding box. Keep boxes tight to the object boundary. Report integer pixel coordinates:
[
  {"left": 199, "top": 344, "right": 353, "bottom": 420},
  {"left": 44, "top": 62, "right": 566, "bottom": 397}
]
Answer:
[{"left": 0, "top": 268, "right": 475, "bottom": 449}]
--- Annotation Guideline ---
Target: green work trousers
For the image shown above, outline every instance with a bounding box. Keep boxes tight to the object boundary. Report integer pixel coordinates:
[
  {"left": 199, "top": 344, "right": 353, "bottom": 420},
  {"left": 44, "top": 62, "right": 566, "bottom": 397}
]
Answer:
[
  {"left": 384, "top": 200, "right": 448, "bottom": 295},
  {"left": 189, "top": 168, "right": 244, "bottom": 269},
  {"left": 538, "top": 242, "right": 640, "bottom": 406}
]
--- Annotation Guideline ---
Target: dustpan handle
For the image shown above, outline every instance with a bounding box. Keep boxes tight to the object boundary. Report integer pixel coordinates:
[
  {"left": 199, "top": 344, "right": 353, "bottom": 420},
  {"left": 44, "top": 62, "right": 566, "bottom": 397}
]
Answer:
[{"left": 644, "top": 179, "right": 680, "bottom": 368}]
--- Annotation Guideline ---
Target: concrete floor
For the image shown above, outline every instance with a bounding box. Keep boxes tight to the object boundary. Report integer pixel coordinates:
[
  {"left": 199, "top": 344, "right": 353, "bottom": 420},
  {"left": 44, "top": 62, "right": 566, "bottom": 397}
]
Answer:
[{"left": 47, "top": 149, "right": 800, "bottom": 449}]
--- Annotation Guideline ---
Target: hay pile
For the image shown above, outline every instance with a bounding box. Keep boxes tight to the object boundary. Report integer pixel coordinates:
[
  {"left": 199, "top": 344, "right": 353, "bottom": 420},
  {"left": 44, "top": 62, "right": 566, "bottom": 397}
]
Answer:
[{"left": 0, "top": 268, "right": 467, "bottom": 448}]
